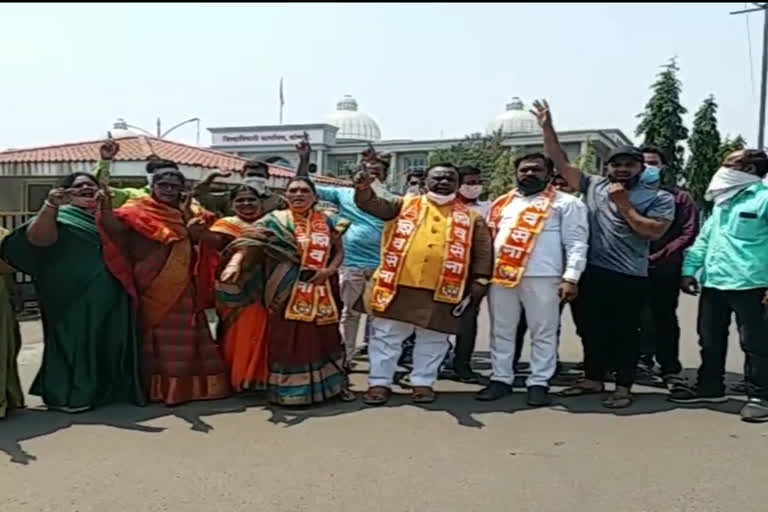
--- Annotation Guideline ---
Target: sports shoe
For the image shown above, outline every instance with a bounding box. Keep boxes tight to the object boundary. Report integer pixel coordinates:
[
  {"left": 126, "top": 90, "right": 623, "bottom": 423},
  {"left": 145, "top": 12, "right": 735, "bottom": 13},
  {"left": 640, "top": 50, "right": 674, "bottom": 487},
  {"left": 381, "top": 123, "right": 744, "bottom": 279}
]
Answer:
[
  {"left": 740, "top": 398, "right": 768, "bottom": 422},
  {"left": 669, "top": 385, "right": 728, "bottom": 404}
]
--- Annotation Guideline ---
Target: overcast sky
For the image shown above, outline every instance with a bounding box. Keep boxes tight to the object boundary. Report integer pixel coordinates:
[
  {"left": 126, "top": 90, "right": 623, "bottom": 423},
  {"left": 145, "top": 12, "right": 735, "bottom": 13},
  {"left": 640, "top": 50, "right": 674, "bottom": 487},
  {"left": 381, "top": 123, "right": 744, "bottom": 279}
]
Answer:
[{"left": 0, "top": 2, "right": 758, "bottom": 150}]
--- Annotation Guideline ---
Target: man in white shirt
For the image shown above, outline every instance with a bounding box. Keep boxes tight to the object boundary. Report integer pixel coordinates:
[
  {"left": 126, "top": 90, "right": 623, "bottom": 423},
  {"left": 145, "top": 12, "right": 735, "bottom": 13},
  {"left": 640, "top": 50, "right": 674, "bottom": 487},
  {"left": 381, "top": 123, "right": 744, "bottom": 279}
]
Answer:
[{"left": 476, "top": 153, "right": 589, "bottom": 406}]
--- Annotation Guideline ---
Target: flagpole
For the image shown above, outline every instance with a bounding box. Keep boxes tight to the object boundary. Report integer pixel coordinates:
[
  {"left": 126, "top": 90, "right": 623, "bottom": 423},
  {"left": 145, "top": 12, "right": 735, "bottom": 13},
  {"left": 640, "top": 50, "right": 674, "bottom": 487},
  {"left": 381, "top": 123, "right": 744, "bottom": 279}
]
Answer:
[{"left": 279, "top": 77, "right": 284, "bottom": 125}]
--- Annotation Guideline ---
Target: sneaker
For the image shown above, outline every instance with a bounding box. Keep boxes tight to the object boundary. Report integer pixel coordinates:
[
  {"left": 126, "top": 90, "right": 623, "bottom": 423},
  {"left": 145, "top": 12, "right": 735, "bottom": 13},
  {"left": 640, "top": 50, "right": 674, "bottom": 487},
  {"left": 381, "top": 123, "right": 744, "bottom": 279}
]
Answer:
[
  {"left": 730, "top": 379, "right": 748, "bottom": 394},
  {"left": 669, "top": 385, "right": 728, "bottom": 404},
  {"left": 475, "top": 381, "right": 512, "bottom": 401},
  {"left": 740, "top": 398, "right": 768, "bottom": 422},
  {"left": 662, "top": 374, "right": 686, "bottom": 389},
  {"left": 527, "top": 385, "right": 551, "bottom": 407}
]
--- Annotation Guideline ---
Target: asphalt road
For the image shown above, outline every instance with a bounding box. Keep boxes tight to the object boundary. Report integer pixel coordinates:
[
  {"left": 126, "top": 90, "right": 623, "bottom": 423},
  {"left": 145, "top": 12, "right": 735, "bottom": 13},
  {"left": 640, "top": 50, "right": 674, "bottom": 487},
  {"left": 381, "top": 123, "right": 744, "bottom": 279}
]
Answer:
[{"left": 2, "top": 295, "right": 766, "bottom": 512}]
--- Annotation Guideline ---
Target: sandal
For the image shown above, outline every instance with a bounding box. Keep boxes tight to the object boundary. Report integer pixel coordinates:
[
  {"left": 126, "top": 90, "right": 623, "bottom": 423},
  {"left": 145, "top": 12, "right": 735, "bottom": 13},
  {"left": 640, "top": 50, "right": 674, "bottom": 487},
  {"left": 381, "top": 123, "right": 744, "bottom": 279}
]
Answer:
[
  {"left": 411, "top": 386, "right": 436, "bottom": 404},
  {"left": 339, "top": 387, "right": 357, "bottom": 402},
  {"left": 559, "top": 384, "right": 605, "bottom": 397},
  {"left": 602, "top": 393, "right": 633, "bottom": 409},
  {"left": 362, "top": 386, "right": 391, "bottom": 406}
]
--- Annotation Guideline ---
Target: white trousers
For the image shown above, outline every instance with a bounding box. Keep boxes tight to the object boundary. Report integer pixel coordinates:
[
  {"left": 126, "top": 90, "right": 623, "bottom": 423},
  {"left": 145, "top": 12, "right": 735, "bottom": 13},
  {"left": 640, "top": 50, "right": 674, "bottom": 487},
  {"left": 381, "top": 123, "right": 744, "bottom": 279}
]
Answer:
[
  {"left": 339, "top": 266, "right": 374, "bottom": 361},
  {"left": 488, "top": 277, "right": 561, "bottom": 388},
  {"left": 368, "top": 317, "right": 450, "bottom": 388}
]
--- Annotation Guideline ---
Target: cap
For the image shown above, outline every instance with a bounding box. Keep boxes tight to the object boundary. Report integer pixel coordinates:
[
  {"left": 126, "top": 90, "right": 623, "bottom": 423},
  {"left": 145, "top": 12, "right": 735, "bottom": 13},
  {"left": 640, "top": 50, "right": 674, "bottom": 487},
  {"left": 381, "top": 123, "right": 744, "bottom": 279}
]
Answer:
[{"left": 606, "top": 145, "right": 644, "bottom": 164}]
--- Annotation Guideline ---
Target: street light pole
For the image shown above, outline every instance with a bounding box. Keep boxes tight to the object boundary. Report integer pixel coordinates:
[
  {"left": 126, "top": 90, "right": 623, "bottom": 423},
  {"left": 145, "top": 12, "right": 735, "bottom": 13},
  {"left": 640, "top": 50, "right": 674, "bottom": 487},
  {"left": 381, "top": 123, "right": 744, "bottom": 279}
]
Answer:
[
  {"left": 123, "top": 117, "right": 202, "bottom": 145},
  {"left": 732, "top": 3, "right": 768, "bottom": 149}
]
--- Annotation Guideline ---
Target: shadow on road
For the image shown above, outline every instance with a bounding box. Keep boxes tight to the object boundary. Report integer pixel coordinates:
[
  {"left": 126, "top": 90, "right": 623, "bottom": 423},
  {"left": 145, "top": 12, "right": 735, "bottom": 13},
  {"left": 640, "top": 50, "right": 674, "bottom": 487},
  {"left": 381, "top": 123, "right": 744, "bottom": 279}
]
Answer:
[
  {"left": 0, "top": 398, "right": 247, "bottom": 465},
  {"left": 0, "top": 364, "right": 750, "bottom": 466}
]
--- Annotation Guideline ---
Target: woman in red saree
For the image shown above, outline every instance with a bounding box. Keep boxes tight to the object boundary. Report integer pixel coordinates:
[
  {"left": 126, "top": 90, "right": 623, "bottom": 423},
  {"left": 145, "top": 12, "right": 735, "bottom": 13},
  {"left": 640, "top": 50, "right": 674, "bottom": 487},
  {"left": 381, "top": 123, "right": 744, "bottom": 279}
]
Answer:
[
  {"left": 98, "top": 160, "right": 231, "bottom": 405},
  {"left": 219, "top": 178, "right": 354, "bottom": 406},
  {"left": 193, "top": 185, "right": 271, "bottom": 392}
]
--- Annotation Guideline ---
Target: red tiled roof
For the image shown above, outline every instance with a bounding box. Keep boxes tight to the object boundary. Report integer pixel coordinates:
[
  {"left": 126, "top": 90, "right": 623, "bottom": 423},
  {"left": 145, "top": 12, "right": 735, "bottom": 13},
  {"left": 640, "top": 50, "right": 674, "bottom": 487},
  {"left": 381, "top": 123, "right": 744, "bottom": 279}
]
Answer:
[{"left": 0, "top": 135, "right": 350, "bottom": 186}]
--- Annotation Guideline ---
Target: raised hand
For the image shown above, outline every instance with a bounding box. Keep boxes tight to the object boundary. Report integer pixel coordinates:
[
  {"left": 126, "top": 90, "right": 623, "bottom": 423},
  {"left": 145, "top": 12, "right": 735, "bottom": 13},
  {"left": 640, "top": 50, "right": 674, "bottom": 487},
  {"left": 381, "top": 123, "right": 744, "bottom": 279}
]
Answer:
[
  {"left": 353, "top": 169, "right": 373, "bottom": 190},
  {"left": 296, "top": 133, "right": 312, "bottom": 160},
  {"left": 530, "top": 99, "right": 552, "bottom": 128},
  {"left": 100, "top": 140, "right": 120, "bottom": 160},
  {"left": 46, "top": 188, "right": 70, "bottom": 207},
  {"left": 606, "top": 182, "right": 629, "bottom": 206},
  {"left": 94, "top": 185, "right": 113, "bottom": 209}
]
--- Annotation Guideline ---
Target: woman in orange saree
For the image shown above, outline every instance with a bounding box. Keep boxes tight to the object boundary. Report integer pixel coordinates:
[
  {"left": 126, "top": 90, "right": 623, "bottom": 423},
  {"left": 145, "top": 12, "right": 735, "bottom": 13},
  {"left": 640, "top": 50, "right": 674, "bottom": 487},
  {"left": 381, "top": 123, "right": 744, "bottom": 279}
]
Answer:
[
  {"left": 194, "top": 185, "right": 271, "bottom": 392},
  {"left": 98, "top": 161, "right": 231, "bottom": 405}
]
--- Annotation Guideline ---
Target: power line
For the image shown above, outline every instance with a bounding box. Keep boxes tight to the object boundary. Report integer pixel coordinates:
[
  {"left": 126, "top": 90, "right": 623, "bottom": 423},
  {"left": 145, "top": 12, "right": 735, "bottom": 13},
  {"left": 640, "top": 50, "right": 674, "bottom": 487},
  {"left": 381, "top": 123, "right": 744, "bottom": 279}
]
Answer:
[{"left": 746, "top": 3, "right": 756, "bottom": 100}]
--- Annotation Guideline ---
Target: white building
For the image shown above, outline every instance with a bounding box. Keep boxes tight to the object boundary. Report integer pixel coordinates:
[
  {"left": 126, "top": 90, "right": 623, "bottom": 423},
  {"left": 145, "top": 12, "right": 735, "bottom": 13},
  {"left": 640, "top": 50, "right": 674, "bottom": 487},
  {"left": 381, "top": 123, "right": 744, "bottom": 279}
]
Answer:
[{"left": 209, "top": 95, "right": 632, "bottom": 191}]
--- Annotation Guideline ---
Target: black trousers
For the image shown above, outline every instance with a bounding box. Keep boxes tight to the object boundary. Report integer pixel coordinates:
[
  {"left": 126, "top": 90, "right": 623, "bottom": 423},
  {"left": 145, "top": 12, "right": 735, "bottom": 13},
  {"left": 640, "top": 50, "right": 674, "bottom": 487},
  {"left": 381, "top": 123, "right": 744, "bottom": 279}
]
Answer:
[
  {"left": 581, "top": 265, "right": 648, "bottom": 388},
  {"left": 696, "top": 287, "right": 768, "bottom": 399},
  {"left": 640, "top": 265, "right": 683, "bottom": 375},
  {"left": 453, "top": 302, "right": 479, "bottom": 374}
]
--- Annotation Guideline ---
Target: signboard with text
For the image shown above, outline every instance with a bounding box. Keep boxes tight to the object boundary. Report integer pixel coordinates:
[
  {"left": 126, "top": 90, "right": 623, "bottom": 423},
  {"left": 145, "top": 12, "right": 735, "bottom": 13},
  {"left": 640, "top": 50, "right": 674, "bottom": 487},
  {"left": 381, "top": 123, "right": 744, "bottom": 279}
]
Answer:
[{"left": 211, "top": 128, "right": 326, "bottom": 147}]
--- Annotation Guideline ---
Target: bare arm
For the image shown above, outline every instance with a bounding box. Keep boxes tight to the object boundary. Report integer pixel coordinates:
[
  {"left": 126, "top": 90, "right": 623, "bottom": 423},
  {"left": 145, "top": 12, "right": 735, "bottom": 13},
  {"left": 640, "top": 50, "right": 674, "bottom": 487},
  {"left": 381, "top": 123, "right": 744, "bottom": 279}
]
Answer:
[
  {"left": 610, "top": 186, "right": 672, "bottom": 240},
  {"left": 96, "top": 188, "right": 129, "bottom": 240},
  {"left": 26, "top": 189, "right": 69, "bottom": 247},
  {"left": 295, "top": 136, "right": 311, "bottom": 177},
  {"left": 530, "top": 99, "right": 583, "bottom": 191},
  {"left": 327, "top": 233, "right": 344, "bottom": 273}
]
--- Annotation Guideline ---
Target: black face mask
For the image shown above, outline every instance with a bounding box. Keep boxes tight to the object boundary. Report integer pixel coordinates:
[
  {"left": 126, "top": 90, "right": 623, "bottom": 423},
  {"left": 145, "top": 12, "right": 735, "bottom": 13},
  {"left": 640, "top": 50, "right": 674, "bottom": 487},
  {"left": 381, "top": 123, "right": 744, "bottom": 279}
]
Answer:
[{"left": 518, "top": 176, "right": 549, "bottom": 196}]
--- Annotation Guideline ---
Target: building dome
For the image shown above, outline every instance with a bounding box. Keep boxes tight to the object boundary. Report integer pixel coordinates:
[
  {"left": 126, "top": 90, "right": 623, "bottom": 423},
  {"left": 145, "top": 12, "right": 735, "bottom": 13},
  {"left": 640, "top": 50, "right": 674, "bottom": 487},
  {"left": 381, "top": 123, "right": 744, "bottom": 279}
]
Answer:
[
  {"left": 485, "top": 97, "right": 540, "bottom": 135},
  {"left": 326, "top": 95, "right": 382, "bottom": 142},
  {"left": 109, "top": 118, "right": 138, "bottom": 138}
]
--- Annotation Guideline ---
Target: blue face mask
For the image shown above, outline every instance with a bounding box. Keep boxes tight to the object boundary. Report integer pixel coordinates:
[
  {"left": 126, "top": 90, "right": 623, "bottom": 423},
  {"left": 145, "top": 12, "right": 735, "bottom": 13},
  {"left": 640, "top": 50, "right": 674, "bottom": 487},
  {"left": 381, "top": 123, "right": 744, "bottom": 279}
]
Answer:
[{"left": 641, "top": 166, "right": 661, "bottom": 185}]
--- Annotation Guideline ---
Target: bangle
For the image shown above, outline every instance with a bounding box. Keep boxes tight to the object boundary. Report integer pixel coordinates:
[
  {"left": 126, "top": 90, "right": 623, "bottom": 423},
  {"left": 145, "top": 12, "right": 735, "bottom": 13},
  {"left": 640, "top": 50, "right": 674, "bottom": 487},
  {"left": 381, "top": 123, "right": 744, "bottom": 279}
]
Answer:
[{"left": 43, "top": 201, "right": 59, "bottom": 210}]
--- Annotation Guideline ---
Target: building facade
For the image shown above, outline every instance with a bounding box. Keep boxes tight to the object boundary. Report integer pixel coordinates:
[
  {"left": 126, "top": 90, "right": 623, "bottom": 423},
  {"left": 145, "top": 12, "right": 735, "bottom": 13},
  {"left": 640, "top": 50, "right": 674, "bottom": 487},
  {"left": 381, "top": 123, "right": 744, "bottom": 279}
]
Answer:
[{"left": 209, "top": 95, "right": 633, "bottom": 191}]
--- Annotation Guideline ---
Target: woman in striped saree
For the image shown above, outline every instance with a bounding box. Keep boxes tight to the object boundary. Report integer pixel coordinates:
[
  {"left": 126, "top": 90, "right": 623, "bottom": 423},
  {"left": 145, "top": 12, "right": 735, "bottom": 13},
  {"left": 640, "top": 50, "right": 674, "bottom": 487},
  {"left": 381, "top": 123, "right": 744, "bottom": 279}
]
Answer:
[{"left": 218, "top": 177, "right": 354, "bottom": 406}]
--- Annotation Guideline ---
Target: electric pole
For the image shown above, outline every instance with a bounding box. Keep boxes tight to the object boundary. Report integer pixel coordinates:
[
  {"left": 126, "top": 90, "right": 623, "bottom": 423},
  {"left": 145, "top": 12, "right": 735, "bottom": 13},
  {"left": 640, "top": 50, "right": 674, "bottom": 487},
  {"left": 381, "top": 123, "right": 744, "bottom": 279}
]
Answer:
[{"left": 732, "top": 3, "right": 768, "bottom": 149}]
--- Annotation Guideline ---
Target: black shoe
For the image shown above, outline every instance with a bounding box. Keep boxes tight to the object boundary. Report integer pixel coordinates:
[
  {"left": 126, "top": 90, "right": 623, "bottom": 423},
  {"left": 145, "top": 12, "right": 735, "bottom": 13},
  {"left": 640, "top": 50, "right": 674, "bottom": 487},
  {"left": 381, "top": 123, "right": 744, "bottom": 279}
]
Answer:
[
  {"left": 454, "top": 367, "right": 481, "bottom": 384},
  {"left": 669, "top": 385, "right": 728, "bottom": 404},
  {"left": 527, "top": 385, "right": 551, "bottom": 407},
  {"left": 475, "top": 381, "right": 512, "bottom": 401}
]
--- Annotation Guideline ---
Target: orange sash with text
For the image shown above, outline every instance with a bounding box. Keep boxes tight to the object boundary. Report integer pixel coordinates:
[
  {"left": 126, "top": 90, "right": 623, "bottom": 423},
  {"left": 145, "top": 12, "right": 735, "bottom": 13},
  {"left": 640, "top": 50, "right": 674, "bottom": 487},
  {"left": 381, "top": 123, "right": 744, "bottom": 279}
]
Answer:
[
  {"left": 284, "top": 210, "right": 340, "bottom": 325},
  {"left": 487, "top": 185, "right": 556, "bottom": 288},
  {"left": 371, "top": 196, "right": 474, "bottom": 312}
]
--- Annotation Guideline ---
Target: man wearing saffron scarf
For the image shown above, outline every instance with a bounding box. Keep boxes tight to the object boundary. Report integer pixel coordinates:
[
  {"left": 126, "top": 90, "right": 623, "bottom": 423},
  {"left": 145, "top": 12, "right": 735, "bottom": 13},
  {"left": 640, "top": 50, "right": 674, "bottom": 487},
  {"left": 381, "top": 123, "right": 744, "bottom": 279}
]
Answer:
[
  {"left": 476, "top": 153, "right": 588, "bottom": 406},
  {"left": 671, "top": 149, "right": 768, "bottom": 422},
  {"left": 98, "top": 160, "right": 231, "bottom": 405},
  {"left": 353, "top": 163, "right": 493, "bottom": 405}
]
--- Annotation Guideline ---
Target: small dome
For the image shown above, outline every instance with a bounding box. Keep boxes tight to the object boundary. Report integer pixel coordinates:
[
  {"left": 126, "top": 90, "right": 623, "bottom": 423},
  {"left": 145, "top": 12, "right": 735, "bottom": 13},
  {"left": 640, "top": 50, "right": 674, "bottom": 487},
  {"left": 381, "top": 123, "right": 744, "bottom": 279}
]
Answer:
[
  {"left": 486, "top": 97, "right": 540, "bottom": 135},
  {"left": 326, "top": 95, "right": 381, "bottom": 142},
  {"left": 109, "top": 118, "right": 137, "bottom": 138}
]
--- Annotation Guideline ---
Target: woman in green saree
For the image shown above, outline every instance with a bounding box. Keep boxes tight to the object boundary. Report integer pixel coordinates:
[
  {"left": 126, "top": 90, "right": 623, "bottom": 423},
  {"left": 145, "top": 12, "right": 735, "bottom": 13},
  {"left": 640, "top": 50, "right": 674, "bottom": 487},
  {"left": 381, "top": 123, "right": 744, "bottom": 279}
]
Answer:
[
  {"left": 0, "top": 227, "right": 24, "bottom": 419},
  {"left": 0, "top": 173, "right": 145, "bottom": 412}
]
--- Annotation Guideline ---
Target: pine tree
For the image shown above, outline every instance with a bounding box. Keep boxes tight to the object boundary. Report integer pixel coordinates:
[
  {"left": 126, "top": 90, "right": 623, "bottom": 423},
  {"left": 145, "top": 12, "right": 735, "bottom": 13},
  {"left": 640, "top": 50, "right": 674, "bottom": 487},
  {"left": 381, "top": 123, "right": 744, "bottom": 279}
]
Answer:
[
  {"left": 685, "top": 96, "right": 721, "bottom": 207},
  {"left": 636, "top": 58, "right": 689, "bottom": 184},
  {"left": 718, "top": 134, "right": 746, "bottom": 163}
]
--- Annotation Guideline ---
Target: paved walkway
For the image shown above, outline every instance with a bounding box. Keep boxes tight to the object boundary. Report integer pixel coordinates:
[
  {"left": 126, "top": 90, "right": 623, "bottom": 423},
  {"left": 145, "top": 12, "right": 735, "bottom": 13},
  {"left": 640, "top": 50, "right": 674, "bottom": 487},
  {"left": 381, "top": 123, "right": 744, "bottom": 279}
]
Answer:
[{"left": 3, "top": 296, "right": 766, "bottom": 512}]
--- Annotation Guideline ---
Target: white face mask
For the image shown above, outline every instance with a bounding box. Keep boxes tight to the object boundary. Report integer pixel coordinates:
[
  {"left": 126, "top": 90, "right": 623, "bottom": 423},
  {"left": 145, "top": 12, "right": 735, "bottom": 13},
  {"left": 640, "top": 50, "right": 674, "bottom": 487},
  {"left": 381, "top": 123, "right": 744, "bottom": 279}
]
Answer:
[
  {"left": 459, "top": 184, "right": 483, "bottom": 200},
  {"left": 426, "top": 191, "right": 456, "bottom": 205},
  {"left": 244, "top": 176, "right": 267, "bottom": 194}
]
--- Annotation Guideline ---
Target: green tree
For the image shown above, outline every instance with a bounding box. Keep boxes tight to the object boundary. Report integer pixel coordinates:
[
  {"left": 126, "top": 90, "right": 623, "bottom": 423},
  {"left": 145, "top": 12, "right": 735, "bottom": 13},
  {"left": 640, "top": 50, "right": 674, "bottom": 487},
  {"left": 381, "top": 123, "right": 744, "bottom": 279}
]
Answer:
[
  {"left": 487, "top": 147, "right": 519, "bottom": 199},
  {"left": 718, "top": 134, "right": 746, "bottom": 163},
  {"left": 636, "top": 58, "right": 689, "bottom": 184},
  {"left": 685, "top": 95, "right": 721, "bottom": 207}
]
